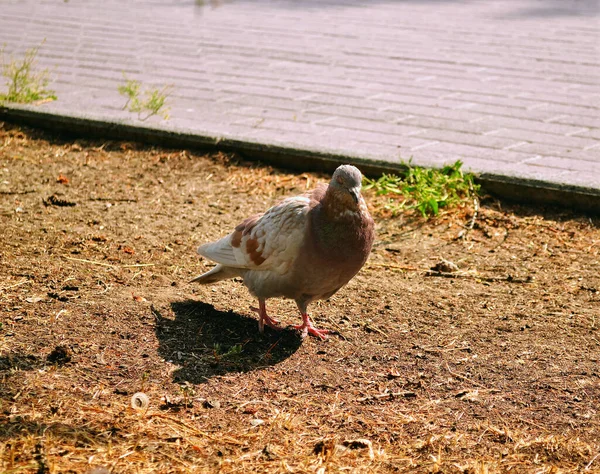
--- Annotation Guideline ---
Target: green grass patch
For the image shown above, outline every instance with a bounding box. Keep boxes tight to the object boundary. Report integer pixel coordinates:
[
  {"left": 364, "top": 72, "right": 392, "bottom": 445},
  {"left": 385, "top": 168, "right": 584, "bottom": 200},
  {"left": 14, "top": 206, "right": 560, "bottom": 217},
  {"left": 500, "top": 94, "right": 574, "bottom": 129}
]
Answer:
[
  {"left": 363, "top": 160, "right": 479, "bottom": 218},
  {"left": 118, "top": 74, "right": 171, "bottom": 121},
  {"left": 0, "top": 41, "right": 57, "bottom": 104}
]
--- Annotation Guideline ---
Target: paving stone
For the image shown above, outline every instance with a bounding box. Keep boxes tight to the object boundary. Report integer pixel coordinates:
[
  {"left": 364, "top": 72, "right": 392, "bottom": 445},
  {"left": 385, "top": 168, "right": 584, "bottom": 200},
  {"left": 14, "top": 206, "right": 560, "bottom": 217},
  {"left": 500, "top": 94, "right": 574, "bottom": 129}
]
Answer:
[
  {"left": 414, "top": 129, "right": 520, "bottom": 151},
  {"left": 412, "top": 142, "right": 539, "bottom": 165},
  {"left": 319, "top": 117, "right": 421, "bottom": 136},
  {"left": 511, "top": 143, "right": 600, "bottom": 160},
  {"left": 551, "top": 115, "right": 600, "bottom": 130},
  {"left": 526, "top": 156, "right": 600, "bottom": 175},
  {"left": 398, "top": 116, "right": 499, "bottom": 135},
  {"left": 488, "top": 128, "right": 598, "bottom": 150},
  {"left": 573, "top": 129, "right": 600, "bottom": 141},
  {"left": 383, "top": 104, "right": 485, "bottom": 123},
  {"left": 322, "top": 128, "right": 436, "bottom": 151},
  {"left": 0, "top": 0, "right": 598, "bottom": 197},
  {"left": 475, "top": 116, "right": 590, "bottom": 136}
]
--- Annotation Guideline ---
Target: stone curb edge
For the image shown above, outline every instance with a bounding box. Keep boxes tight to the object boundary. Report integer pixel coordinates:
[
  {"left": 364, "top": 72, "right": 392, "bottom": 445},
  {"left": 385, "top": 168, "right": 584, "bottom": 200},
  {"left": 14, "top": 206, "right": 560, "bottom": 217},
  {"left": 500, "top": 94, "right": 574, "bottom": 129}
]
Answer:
[{"left": 1, "top": 105, "right": 599, "bottom": 215}]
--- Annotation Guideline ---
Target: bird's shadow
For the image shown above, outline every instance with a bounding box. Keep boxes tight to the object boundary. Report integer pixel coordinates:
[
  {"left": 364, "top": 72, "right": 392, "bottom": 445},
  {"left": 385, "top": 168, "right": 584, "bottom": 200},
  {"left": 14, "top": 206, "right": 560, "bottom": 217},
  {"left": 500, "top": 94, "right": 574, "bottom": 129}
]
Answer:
[{"left": 154, "top": 300, "right": 302, "bottom": 384}]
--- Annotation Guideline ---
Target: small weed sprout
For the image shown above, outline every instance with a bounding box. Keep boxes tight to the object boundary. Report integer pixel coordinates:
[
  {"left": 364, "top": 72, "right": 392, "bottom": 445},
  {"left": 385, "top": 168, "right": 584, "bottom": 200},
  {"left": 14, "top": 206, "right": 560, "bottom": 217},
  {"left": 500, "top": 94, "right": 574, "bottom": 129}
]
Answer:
[
  {"left": 0, "top": 41, "right": 57, "bottom": 104},
  {"left": 118, "top": 74, "right": 171, "bottom": 121},
  {"left": 213, "top": 343, "right": 243, "bottom": 359},
  {"left": 144, "top": 87, "right": 170, "bottom": 120},
  {"left": 363, "top": 160, "right": 479, "bottom": 218},
  {"left": 117, "top": 77, "right": 141, "bottom": 111},
  {"left": 179, "top": 382, "right": 195, "bottom": 408},
  {"left": 225, "top": 344, "right": 243, "bottom": 357},
  {"left": 139, "top": 371, "right": 150, "bottom": 392}
]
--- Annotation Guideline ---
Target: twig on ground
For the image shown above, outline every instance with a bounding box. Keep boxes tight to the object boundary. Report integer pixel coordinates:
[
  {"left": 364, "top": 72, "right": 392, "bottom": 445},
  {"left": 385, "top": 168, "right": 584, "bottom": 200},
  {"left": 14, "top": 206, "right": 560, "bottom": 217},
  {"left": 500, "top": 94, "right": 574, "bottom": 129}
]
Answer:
[
  {"left": 0, "top": 189, "right": 37, "bottom": 195},
  {"left": 0, "top": 279, "right": 31, "bottom": 291},
  {"left": 160, "top": 450, "right": 193, "bottom": 468},
  {"left": 425, "top": 270, "right": 532, "bottom": 284},
  {"left": 362, "top": 322, "right": 388, "bottom": 337},
  {"left": 236, "top": 400, "right": 270, "bottom": 412},
  {"left": 98, "top": 280, "right": 111, "bottom": 294},
  {"left": 368, "top": 262, "right": 418, "bottom": 271},
  {"left": 445, "top": 363, "right": 490, "bottom": 390},
  {"left": 149, "top": 412, "right": 245, "bottom": 445},
  {"left": 488, "top": 227, "right": 510, "bottom": 252},
  {"left": 585, "top": 452, "right": 600, "bottom": 470},
  {"left": 64, "top": 256, "right": 115, "bottom": 267},
  {"left": 518, "top": 417, "right": 551, "bottom": 431},
  {"left": 457, "top": 188, "right": 479, "bottom": 240},
  {"left": 64, "top": 256, "right": 155, "bottom": 269},
  {"left": 357, "top": 391, "right": 417, "bottom": 402},
  {"left": 89, "top": 197, "right": 138, "bottom": 203}
]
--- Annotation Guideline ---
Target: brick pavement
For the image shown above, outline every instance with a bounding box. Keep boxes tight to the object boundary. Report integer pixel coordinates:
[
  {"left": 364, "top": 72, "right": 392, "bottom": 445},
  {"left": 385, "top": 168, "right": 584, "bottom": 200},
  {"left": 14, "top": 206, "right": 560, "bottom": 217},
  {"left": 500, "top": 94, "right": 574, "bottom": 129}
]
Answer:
[{"left": 1, "top": 0, "right": 599, "bottom": 199}]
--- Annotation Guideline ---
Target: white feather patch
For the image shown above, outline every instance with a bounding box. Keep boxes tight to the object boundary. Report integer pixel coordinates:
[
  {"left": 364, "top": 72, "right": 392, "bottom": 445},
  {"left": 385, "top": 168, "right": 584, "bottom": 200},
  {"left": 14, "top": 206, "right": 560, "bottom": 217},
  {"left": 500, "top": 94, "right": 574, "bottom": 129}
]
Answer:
[{"left": 199, "top": 196, "right": 310, "bottom": 273}]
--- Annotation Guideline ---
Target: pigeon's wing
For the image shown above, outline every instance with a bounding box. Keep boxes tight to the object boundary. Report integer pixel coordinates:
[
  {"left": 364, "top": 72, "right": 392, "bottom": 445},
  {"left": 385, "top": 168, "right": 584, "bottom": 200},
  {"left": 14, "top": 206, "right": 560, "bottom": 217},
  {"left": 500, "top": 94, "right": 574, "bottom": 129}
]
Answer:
[{"left": 198, "top": 196, "right": 312, "bottom": 274}]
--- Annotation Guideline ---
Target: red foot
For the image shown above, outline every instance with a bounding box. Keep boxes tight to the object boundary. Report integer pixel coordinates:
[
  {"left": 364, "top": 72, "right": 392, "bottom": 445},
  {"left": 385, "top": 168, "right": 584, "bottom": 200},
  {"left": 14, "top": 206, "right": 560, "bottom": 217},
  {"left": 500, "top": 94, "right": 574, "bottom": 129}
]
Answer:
[
  {"left": 292, "top": 314, "right": 329, "bottom": 340},
  {"left": 251, "top": 302, "right": 281, "bottom": 333}
]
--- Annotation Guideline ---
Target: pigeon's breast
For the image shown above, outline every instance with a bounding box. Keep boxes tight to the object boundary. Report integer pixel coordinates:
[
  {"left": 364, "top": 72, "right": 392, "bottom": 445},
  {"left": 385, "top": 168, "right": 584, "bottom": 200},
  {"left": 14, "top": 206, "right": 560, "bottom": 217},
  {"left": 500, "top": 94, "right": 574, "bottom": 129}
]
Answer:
[{"left": 287, "top": 211, "right": 374, "bottom": 300}]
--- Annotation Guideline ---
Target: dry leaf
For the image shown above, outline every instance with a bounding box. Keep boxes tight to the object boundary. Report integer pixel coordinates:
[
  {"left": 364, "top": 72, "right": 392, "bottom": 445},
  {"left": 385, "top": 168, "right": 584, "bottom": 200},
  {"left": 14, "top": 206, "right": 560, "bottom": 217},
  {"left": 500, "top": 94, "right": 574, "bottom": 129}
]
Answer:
[{"left": 57, "top": 174, "right": 70, "bottom": 184}]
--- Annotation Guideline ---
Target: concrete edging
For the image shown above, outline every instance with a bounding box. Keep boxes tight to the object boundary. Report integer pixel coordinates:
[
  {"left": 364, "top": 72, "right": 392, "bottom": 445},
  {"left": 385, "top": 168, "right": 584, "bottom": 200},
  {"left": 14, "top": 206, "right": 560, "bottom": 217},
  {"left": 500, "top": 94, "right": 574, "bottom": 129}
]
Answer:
[{"left": 2, "top": 105, "right": 599, "bottom": 215}]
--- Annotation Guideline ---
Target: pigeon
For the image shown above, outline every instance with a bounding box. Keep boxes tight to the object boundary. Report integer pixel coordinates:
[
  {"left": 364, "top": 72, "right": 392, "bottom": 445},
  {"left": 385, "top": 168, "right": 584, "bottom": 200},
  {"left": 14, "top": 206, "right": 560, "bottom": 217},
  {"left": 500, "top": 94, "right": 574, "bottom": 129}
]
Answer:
[{"left": 190, "top": 164, "right": 375, "bottom": 339}]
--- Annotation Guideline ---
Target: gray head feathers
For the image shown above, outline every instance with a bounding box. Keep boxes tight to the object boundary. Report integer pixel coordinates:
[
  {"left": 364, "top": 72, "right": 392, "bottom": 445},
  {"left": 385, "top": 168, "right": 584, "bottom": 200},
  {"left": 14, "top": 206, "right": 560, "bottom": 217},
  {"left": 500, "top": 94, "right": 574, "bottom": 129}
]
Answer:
[{"left": 330, "top": 165, "right": 363, "bottom": 203}]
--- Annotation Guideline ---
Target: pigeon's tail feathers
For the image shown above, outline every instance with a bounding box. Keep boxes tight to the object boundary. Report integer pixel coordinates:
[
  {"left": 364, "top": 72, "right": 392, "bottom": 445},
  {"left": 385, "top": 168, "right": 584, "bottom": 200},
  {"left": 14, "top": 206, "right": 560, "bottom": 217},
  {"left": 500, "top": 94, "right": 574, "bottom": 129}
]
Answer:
[
  {"left": 197, "top": 238, "right": 240, "bottom": 267},
  {"left": 189, "top": 264, "right": 239, "bottom": 284}
]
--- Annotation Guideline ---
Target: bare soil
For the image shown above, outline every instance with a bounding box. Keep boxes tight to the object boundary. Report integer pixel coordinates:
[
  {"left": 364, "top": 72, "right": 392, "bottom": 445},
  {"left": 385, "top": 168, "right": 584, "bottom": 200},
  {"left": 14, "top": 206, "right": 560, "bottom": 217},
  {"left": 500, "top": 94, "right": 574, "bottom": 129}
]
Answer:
[{"left": 1, "top": 122, "right": 599, "bottom": 473}]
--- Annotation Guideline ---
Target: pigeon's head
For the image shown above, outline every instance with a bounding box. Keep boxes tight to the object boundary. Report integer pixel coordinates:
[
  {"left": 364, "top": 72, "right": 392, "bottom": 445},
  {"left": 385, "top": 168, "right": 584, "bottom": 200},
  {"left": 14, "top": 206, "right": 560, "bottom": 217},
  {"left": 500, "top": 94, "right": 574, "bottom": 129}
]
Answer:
[{"left": 330, "top": 164, "right": 364, "bottom": 205}]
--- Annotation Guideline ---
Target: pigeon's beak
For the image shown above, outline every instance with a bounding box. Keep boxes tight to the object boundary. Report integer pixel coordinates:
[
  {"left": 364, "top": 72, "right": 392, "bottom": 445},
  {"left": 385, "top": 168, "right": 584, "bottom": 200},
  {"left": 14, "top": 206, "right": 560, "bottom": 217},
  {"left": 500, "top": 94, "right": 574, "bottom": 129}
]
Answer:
[{"left": 350, "top": 187, "right": 360, "bottom": 204}]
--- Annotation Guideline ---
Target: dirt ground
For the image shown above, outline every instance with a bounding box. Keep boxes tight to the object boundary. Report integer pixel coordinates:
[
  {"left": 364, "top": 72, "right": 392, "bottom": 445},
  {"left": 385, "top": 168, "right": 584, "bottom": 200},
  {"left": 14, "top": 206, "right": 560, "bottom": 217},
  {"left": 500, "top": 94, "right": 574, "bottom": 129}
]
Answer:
[{"left": 0, "top": 121, "right": 599, "bottom": 473}]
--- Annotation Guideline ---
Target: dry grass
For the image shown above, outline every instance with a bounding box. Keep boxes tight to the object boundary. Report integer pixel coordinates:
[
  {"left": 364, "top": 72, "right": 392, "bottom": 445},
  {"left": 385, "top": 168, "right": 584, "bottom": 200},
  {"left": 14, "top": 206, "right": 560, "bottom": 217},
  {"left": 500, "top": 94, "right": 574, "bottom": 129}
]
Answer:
[
  {"left": 1, "top": 122, "right": 599, "bottom": 473},
  {"left": 2, "top": 389, "right": 597, "bottom": 473}
]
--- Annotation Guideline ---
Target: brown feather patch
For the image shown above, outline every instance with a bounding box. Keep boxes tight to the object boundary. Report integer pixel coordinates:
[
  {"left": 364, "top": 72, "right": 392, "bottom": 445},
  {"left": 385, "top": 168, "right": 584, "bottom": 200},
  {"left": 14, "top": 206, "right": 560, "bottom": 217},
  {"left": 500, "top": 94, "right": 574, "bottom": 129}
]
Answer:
[
  {"left": 231, "top": 229, "right": 243, "bottom": 248},
  {"left": 246, "top": 238, "right": 266, "bottom": 266},
  {"left": 232, "top": 214, "right": 261, "bottom": 248}
]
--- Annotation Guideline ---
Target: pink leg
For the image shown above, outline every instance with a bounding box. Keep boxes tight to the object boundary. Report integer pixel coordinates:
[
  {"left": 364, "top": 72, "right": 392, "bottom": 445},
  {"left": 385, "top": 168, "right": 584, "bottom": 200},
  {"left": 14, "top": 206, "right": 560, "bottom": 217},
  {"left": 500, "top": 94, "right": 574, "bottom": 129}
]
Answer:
[
  {"left": 291, "top": 313, "right": 329, "bottom": 340},
  {"left": 251, "top": 299, "right": 281, "bottom": 333}
]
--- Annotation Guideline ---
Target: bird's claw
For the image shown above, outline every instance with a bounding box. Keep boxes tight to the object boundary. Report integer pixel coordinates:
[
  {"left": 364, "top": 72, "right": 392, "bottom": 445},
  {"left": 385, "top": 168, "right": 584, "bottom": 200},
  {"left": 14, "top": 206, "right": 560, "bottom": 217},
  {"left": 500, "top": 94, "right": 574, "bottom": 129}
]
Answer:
[
  {"left": 250, "top": 306, "right": 280, "bottom": 325},
  {"left": 291, "top": 322, "right": 329, "bottom": 340},
  {"left": 252, "top": 305, "right": 282, "bottom": 332}
]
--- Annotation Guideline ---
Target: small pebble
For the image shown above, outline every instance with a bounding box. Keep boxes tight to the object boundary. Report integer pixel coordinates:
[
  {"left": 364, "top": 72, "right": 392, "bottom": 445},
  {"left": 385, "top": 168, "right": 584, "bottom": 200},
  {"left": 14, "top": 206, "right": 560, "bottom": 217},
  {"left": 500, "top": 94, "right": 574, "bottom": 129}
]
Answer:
[{"left": 203, "top": 399, "right": 220, "bottom": 409}]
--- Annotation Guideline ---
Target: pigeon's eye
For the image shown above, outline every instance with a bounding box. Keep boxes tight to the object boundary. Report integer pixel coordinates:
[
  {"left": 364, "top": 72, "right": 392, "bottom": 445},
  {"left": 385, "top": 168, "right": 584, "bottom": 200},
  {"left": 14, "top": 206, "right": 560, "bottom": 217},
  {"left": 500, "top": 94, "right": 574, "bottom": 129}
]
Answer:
[{"left": 336, "top": 176, "right": 344, "bottom": 185}]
